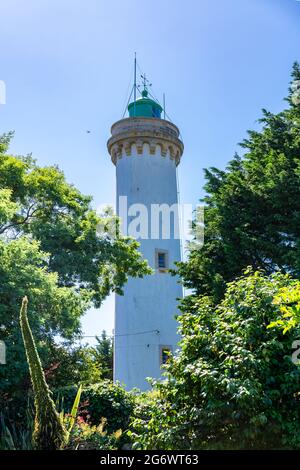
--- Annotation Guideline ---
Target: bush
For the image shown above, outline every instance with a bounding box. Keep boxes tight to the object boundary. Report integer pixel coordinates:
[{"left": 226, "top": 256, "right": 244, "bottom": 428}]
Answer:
[
  {"left": 130, "top": 271, "right": 300, "bottom": 450},
  {"left": 67, "top": 417, "right": 122, "bottom": 450},
  {"left": 56, "top": 380, "right": 135, "bottom": 434}
]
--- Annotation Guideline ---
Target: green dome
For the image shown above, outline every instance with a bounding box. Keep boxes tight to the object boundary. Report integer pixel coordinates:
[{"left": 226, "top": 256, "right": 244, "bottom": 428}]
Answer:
[{"left": 128, "top": 89, "right": 163, "bottom": 118}]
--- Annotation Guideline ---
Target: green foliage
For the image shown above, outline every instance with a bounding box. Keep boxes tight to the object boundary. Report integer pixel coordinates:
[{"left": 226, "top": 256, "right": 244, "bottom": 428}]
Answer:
[
  {"left": 0, "top": 409, "right": 33, "bottom": 450},
  {"left": 67, "top": 418, "right": 122, "bottom": 450},
  {"left": 0, "top": 188, "right": 18, "bottom": 225},
  {"left": 67, "top": 384, "right": 82, "bottom": 435},
  {"left": 176, "top": 64, "right": 300, "bottom": 301},
  {"left": 42, "top": 342, "right": 103, "bottom": 389},
  {"left": 91, "top": 331, "right": 113, "bottom": 380},
  {"left": 0, "top": 132, "right": 150, "bottom": 413},
  {"left": 131, "top": 271, "right": 300, "bottom": 450},
  {"left": 0, "top": 236, "right": 87, "bottom": 403},
  {"left": 56, "top": 380, "right": 135, "bottom": 435},
  {"left": 269, "top": 281, "right": 300, "bottom": 333},
  {"left": 19, "top": 297, "right": 68, "bottom": 450},
  {"left": 0, "top": 132, "right": 150, "bottom": 305}
]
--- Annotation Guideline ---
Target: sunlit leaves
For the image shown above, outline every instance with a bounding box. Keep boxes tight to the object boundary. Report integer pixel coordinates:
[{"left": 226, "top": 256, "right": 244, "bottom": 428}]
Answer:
[
  {"left": 269, "top": 282, "right": 300, "bottom": 333},
  {"left": 131, "top": 271, "right": 300, "bottom": 450}
]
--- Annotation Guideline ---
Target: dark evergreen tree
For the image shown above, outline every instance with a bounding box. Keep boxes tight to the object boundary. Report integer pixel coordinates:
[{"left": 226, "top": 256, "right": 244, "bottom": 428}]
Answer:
[
  {"left": 92, "top": 331, "right": 113, "bottom": 380},
  {"left": 176, "top": 63, "right": 300, "bottom": 301}
]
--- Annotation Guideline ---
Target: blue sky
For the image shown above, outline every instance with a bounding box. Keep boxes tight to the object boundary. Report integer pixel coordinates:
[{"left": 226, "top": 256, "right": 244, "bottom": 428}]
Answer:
[{"left": 0, "top": 0, "right": 299, "bottom": 341}]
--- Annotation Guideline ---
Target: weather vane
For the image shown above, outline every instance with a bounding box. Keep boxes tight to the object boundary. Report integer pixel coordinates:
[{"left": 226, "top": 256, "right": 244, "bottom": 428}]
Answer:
[{"left": 138, "top": 73, "right": 152, "bottom": 95}]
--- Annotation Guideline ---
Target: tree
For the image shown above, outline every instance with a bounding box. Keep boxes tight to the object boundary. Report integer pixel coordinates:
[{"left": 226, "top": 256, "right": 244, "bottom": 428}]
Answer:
[
  {"left": 0, "top": 133, "right": 150, "bottom": 408},
  {"left": 91, "top": 331, "right": 113, "bottom": 380},
  {"left": 42, "top": 343, "right": 103, "bottom": 389},
  {"left": 0, "top": 237, "right": 87, "bottom": 403},
  {"left": 131, "top": 271, "right": 300, "bottom": 450},
  {"left": 176, "top": 64, "right": 300, "bottom": 301},
  {"left": 45, "top": 331, "right": 114, "bottom": 388},
  {"left": 0, "top": 132, "right": 150, "bottom": 305}
]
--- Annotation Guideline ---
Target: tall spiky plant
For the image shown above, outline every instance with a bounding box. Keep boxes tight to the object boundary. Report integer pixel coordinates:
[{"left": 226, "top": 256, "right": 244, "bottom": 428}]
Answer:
[{"left": 19, "top": 296, "right": 68, "bottom": 450}]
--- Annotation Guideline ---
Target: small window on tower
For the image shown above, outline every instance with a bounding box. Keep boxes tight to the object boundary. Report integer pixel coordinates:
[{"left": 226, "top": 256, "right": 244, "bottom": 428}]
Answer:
[
  {"left": 158, "top": 252, "right": 166, "bottom": 268},
  {"left": 160, "top": 345, "right": 172, "bottom": 365},
  {"left": 155, "top": 250, "right": 169, "bottom": 272}
]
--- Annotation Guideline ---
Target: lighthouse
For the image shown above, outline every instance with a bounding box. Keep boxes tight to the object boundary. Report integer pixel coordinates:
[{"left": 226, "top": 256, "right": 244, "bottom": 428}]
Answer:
[{"left": 107, "top": 72, "right": 184, "bottom": 391}]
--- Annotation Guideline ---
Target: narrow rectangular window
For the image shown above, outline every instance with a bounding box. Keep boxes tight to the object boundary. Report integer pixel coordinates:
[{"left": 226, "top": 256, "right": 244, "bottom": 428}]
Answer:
[
  {"left": 158, "top": 252, "right": 166, "bottom": 268},
  {"left": 160, "top": 345, "right": 172, "bottom": 365},
  {"left": 155, "top": 249, "right": 169, "bottom": 272}
]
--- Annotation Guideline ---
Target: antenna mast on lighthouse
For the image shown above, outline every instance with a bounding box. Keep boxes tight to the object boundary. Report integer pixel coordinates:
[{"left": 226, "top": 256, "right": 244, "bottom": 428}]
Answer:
[{"left": 133, "top": 52, "right": 137, "bottom": 116}]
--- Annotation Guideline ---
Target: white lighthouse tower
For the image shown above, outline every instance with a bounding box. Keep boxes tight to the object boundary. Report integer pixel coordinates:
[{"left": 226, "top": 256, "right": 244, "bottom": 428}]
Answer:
[{"left": 107, "top": 72, "right": 184, "bottom": 391}]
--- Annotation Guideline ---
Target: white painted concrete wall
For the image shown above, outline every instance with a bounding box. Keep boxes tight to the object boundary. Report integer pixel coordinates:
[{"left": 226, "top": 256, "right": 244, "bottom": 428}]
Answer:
[{"left": 114, "top": 143, "right": 182, "bottom": 391}]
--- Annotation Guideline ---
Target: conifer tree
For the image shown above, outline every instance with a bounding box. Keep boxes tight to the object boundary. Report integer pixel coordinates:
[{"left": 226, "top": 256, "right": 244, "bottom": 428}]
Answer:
[{"left": 176, "top": 63, "right": 300, "bottom": 301}]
